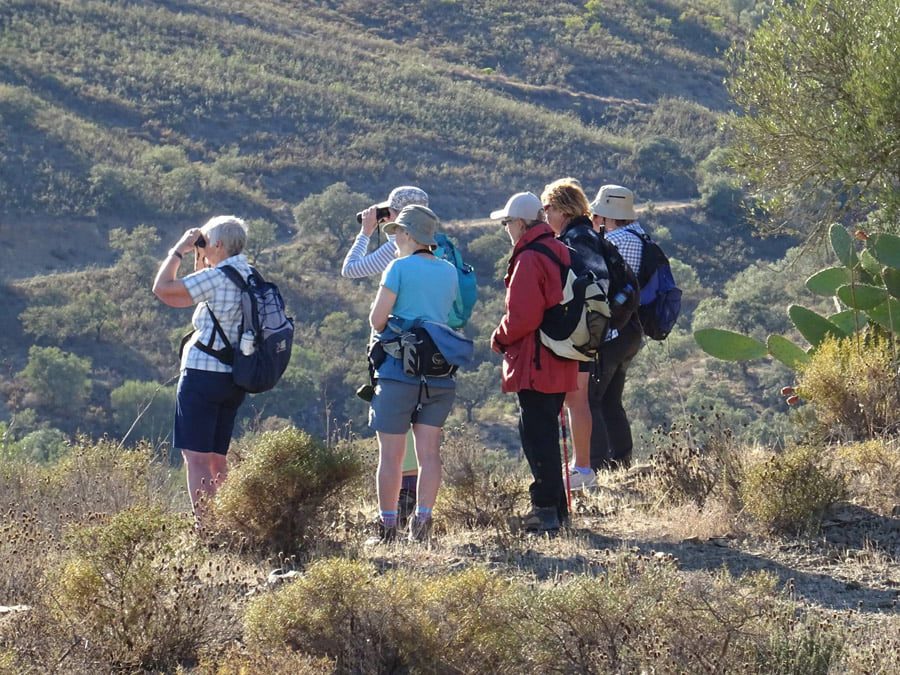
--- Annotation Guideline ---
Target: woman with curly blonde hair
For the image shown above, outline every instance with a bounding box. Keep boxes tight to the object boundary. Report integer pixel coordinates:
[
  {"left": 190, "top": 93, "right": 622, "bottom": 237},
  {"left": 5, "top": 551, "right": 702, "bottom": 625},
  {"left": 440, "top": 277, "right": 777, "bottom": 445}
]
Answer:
[{"left": 540, "top": 178, "right": 606, "bottom": 492}]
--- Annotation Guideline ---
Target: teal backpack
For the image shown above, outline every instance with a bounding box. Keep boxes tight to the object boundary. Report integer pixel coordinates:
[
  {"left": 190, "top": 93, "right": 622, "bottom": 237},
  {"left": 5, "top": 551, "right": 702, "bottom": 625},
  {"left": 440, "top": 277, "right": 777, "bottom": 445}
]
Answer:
[{"left": 433, "top": 233, "right": 477, "bottom": 329}]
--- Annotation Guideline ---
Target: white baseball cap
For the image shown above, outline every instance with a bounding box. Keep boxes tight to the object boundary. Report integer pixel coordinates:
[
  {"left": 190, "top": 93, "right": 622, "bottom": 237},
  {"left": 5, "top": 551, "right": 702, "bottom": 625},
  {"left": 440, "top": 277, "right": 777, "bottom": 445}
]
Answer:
[{"left": 490, "top": 192, "right": 543, "bottom": 221}]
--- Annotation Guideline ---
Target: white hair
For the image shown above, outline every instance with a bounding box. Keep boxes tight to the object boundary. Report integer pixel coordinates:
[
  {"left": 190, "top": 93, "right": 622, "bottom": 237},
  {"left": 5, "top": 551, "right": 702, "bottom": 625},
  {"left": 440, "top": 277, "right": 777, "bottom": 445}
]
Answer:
[{"left": 201, "top": 215, "right": 247, "bottom": 256}]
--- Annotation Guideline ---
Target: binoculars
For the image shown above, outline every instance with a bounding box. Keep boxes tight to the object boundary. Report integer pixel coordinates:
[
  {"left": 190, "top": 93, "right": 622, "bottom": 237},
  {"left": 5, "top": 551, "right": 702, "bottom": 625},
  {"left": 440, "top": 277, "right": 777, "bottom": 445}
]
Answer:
[{"left": 356, "top": 206, "right": 392, "bottom": 224}]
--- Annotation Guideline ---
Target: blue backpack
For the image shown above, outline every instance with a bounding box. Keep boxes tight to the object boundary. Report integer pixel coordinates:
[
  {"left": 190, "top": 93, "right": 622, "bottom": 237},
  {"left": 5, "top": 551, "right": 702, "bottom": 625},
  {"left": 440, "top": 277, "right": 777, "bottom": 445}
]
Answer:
[
  {"left": 433, "top": 233, "right": 477, "bottom": 329},
  {"left": 624, "top": 231, "right": 682, "bottom": 340},
  {"left": 202, "top": 265, "right": 295, "bottom": 393}
]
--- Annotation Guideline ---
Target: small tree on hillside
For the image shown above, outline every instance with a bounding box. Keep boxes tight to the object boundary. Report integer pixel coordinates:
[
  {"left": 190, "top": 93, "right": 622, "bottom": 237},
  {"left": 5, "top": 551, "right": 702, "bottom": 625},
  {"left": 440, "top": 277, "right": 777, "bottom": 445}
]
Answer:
[
  {"left": 455, "top": 362, "right": 501, "bottom": 424},
  {"left": 19, "top": 346, "right": 92, "bottom": 413},
  {"left": 109, "top": 224, "right": 161, "bottom": 288},
  {"left": 727, "top": 0, "right": 900, "bottom": 237},
  {"left": 20, "top": 289, "right": 120, "bottom": 343},
  {"left": 292, "top": 183, "right": 371, "bottom": 269},
  {"left": 620, "top": 136, "right": 697, "bottom": 199},
  {"left": 110, "top": 379, "right": 176, "bottom": 446},
  {"left": 243, "top": 218, "right": 278, "bottom": 265}
]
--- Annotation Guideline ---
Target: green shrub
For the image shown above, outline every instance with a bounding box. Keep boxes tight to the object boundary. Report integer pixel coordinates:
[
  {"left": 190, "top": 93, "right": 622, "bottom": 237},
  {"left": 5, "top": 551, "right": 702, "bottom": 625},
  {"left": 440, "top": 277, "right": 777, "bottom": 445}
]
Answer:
[
  {"left": 532, "top": 554, "right": 682, "bottom": 672},
  {"left": 246, "top": 560, "right": 528, "bottom": 673},
  {"left": 45, "top": 506, "right": 239, "bottom": 671},
  {"left": 0, "top": 426, "right": 68, "bottom": 463},
  {"left": 245, "top": 558, "right": 408, "bottom": 673},
  {"left": 405, "top": 567, "right": 528, "bottom": 673},
  {"left": 741, "top": 446, "right": 845, "bottom": 534},
  {"left": 213, "top": 427, "right": 362, "bottom": 551},
  {"left": 245, "top": 553, "right": 844, "bottom": 674},
  {"left": 797, "top": 334, "right": 899, "bottom": 441},
  {"left": 700, "top": 173, "right": 745, "bottom": 222}
]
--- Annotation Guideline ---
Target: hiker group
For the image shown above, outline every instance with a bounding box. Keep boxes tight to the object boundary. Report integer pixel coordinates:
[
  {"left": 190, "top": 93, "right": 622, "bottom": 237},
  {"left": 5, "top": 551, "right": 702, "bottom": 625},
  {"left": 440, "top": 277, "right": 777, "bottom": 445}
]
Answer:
[{"left": 152, "top": 178, "right": 680, "bottom": 541}]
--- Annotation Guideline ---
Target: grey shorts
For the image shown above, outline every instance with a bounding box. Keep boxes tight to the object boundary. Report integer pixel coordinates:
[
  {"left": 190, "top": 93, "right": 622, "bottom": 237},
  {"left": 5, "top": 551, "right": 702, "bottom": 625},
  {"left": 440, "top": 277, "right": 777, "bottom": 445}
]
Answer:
[{"left": 369, "top": 379, "right": 456, "bottom": 434}]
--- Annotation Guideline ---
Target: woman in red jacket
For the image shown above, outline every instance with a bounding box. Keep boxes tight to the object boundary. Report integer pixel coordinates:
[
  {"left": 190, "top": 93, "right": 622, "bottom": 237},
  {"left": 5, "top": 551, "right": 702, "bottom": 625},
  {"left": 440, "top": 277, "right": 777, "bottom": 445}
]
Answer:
[{"left": 490, "top": 192, "right": 578, "bottom": 533}]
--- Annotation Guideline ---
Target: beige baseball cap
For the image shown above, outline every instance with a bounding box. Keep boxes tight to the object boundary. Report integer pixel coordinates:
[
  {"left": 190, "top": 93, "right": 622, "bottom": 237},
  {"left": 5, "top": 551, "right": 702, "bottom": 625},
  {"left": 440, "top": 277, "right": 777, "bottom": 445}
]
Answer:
[
  {"left": 382, "top": 205, "right": 440, "bottom": 246},
  {"left": 589, "top": 185, "right": 636, "bottom": 220},
  {"left": 490, "top": 192, "right": 543, "bottom": 221}
]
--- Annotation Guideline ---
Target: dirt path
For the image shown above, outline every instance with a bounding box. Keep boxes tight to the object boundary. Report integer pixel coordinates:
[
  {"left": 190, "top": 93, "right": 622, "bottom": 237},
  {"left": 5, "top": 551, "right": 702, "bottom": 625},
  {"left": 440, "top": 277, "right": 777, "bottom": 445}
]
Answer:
[
  {"left": 589, "top": 520, "right": 899, "bottom": 613},
  {"left": 637, "top": 198, "right": 697, "bottom": 213}
]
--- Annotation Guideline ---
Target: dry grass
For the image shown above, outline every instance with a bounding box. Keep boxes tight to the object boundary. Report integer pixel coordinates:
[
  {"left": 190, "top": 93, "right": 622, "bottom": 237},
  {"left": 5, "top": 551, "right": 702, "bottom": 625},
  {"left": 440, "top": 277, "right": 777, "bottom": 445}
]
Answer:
[
  {"left": 1, "top": 427, "right": 898, "bottom": 673},
  {"left": 834, "top": 437, "right": 900, "bottom": 516}
]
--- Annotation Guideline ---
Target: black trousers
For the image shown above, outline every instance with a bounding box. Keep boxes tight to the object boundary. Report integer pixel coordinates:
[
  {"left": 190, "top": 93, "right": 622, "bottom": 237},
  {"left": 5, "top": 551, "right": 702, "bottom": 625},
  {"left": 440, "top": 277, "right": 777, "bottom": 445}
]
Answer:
[
  {"left": 589, "top": 320, "right": 643, "bottom": 470},
  {"left": 517, "top": 389, "right": 568, "bottom": 523}
]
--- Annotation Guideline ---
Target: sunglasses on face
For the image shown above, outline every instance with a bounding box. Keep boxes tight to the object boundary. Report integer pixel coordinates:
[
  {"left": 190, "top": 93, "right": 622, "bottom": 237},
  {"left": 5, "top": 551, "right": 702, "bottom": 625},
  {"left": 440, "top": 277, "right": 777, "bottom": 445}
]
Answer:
[{"left": 501, "top": 219, "right": 515, "bottom": 228}]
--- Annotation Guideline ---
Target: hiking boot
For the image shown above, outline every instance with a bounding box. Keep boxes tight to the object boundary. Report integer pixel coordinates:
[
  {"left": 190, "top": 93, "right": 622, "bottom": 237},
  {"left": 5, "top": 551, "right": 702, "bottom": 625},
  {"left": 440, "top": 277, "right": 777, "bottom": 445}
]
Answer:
[
  {"left": 566, "top": 466, "right": 598, "bottom": 492},
  {"left": 364, "top": 519, "right": 397, "bottom": 546},
  {"left": 407, "top": 515, "right": 433, "bottom": 543},
  {"left": 520, "top": 506, "right": 560, "bottom": 534},
  {"left": 397, "top": 488, "right": 417, "bottom": 526}
]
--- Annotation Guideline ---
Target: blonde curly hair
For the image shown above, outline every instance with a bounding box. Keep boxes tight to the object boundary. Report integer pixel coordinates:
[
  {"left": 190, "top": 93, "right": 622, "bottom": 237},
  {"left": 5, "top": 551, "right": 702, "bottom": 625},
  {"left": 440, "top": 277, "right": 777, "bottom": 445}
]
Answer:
[{"left": 540, "top": 177, "right": 591, "bottom": 220}]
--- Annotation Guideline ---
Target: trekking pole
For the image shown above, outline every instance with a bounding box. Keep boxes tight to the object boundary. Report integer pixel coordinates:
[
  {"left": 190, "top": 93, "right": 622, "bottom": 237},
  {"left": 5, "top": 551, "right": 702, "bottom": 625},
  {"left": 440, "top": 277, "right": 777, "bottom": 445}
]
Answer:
[{"left": 560, "top": 410, "right": 572, "bottom": 511}]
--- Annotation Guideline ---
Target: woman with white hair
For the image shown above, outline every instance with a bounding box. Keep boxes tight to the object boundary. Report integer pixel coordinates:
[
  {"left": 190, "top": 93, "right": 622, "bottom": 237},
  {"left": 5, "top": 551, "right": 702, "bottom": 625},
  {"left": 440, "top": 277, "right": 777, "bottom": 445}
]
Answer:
[{"left": 152, "top": 215, "right": 252, "bottom": 518}]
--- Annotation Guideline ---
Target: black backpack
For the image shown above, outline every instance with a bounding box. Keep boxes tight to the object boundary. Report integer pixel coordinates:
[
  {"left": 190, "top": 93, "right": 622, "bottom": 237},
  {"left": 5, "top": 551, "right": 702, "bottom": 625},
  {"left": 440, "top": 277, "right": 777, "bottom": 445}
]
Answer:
[
  {"left": 522, "top": 239, "right": 611, "bottom": 363},
  {"left": 197, "top": 265, "right": 294, "bottom": 393},
  {"left": 597, "top": 236, "right": 640, "bottom": 331},
  {"left": 623, "top": 230, "right": 682, "bottom": 340},
  {"left": 560, "top": 219, "right": 639, "bottom": 333}
]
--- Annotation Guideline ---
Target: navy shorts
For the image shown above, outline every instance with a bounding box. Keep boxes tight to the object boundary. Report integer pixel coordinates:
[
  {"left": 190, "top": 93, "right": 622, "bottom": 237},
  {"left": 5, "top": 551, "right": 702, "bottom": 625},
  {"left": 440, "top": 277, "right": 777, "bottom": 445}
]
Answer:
[{"left": 173, "top": 369, "right": 246, "bottom": 455}]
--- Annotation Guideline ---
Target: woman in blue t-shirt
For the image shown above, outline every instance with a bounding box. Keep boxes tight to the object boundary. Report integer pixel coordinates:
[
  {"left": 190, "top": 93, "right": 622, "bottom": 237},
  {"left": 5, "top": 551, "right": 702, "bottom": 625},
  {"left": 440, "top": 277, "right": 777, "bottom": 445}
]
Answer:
[{"left": 368, "top": 205, "right": 458, "bottom": 543}]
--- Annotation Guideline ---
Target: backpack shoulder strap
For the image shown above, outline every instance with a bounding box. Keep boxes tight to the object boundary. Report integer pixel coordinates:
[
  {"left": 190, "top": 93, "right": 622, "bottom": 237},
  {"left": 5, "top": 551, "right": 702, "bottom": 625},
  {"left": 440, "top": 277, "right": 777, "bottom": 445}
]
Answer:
[
  {"left": 193, "top": 303, "right": 235, "bottom": 364},
  {"left": 523, "top": 241, "right": 569, "bottom": 289},
  {"left": 621, "top": 228, "right": 651, "bottom": 245},
  {"left": 219, "top": 264, "right": 250, "bottom": 290}
]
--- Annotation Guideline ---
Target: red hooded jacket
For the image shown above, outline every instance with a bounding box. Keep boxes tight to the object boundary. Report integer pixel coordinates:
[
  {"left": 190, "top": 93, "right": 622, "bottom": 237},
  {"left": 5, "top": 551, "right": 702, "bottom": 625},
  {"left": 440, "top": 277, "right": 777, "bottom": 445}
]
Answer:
[{"left": 491, "top": 223, "right": 579, "bottom": 394}]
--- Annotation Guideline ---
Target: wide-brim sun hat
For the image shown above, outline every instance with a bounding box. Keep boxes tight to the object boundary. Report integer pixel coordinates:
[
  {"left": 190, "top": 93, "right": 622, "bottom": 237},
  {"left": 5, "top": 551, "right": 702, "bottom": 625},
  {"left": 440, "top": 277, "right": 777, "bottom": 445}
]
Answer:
[
  {"left": 376, "top": 186, "right": 430, "bottom": 212},
  {"left": 490, "top": 192, "right": 543, "bottom": 221},
  {"left": 382, "top": 204, "right": 440, "bottom": 246},
  {"left": 589, "top": 184, "right": 636, "bottom": 221}
]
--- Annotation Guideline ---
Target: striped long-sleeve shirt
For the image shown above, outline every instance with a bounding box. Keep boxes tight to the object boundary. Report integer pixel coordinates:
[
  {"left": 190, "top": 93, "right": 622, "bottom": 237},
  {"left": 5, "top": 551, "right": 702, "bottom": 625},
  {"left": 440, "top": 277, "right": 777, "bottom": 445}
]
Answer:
[{"left": 340, "top": 233, "right": 398, "bottom": 278}]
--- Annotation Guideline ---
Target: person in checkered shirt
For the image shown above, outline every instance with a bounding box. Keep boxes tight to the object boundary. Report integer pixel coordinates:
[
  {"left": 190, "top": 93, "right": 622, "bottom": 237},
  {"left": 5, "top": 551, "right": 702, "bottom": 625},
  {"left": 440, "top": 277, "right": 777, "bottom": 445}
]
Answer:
[
  {"left": 152, "top": 215, "right": 253, "bottom": 519},
  {"left": 588, "top": 185, "right": 645, "bottom": 471}
]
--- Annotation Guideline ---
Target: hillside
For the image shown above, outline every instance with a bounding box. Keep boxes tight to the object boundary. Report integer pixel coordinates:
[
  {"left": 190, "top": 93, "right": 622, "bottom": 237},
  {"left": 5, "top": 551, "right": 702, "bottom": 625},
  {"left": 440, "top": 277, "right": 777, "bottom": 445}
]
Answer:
[
  {"left": 0, "top": 0, "right": 736, "bottom": 234},
  {"left": 0, "top": 0, "right": 801, "bottom": 457}
]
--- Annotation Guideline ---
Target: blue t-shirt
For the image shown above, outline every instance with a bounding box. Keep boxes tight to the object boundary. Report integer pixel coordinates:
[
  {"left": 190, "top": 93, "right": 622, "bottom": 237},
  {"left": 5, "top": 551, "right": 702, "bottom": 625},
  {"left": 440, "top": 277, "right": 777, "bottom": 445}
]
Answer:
[
  {"left": 376, "top": 252, "right": 459, "bottom": 386},
  {"left": 381, "top": 253, "right": 458, "bottom": 323}
]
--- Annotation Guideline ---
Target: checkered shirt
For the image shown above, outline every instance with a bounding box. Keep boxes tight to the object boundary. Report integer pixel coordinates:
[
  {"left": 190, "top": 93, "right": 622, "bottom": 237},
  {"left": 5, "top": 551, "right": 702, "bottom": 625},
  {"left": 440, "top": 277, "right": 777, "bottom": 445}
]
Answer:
[
  {"left": 180, "top": 254, "right": 252, "bottom": 373},
  {"left": 604, "top": 222, "right": 645, "bottom": 341}
]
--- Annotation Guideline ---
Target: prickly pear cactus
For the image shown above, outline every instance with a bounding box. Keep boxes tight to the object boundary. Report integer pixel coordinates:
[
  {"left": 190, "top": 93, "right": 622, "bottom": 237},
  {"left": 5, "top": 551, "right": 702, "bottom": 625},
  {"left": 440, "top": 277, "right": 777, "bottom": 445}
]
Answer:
[{"left": 695, "top": 225, "right": 899, "bottom": 370}]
